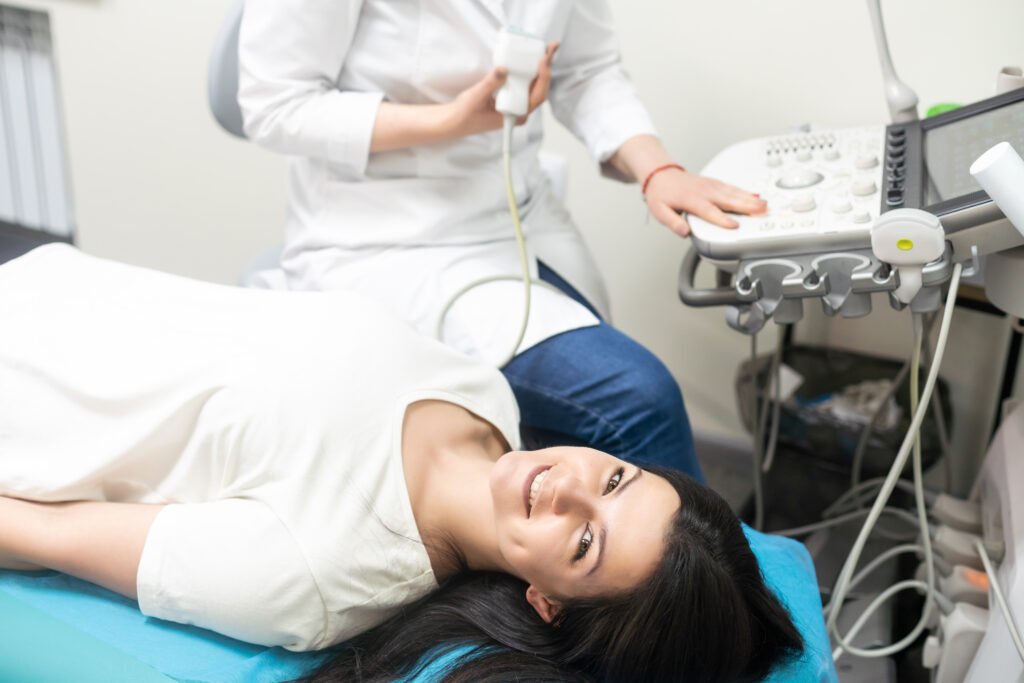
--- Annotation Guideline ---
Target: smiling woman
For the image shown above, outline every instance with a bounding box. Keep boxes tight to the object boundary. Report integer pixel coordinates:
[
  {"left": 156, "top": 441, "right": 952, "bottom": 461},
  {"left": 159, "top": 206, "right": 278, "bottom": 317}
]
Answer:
[
  {"left": 0, "top": 244, "right": 801, "bottom": 683},
  {"left": 306, "top": 461, "right": 804, "bottom": 683}
]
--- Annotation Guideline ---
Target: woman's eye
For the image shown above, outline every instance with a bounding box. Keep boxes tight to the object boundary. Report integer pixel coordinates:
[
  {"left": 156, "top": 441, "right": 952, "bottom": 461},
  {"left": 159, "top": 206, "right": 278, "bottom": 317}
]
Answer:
[
  {"left": 604, "top": 467, "right": 624, "bottom": 495},
  {"left": 573, "top": 525, "right": 594, "bottom": 562}
]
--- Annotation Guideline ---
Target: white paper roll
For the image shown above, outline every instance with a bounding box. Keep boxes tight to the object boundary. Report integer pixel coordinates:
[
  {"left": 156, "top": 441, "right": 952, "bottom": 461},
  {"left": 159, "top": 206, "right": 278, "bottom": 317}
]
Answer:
[{"left": 970, "top": 142, "right": 1024, "bottom": 239}]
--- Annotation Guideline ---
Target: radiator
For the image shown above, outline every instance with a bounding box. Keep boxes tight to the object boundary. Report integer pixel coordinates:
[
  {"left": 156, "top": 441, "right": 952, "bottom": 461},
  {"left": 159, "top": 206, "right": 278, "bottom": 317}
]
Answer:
[{"left": 0, "top": 5, "right": 72, "bottom": 238}]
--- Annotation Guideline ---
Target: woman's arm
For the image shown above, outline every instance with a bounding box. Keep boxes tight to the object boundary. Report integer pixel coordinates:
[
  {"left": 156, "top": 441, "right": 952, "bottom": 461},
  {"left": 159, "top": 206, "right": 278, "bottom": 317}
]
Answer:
[
  {"left": 607, "top": 135, "right": 767, "bottom": 237},
  {"left": 0, "top": 495, "right": 162, "bottom": 599},
  {"left": 239, "top": 0, "right": 554, "bottom": 167},
  {"left": 2, "top": 495, "right": 325, "bottom": 649},
  {"left": 546, "top": 2, "right": 765, "bottom": 236},
  {"left": 371, "top": 44, "right": 557, "bottom": 154}
]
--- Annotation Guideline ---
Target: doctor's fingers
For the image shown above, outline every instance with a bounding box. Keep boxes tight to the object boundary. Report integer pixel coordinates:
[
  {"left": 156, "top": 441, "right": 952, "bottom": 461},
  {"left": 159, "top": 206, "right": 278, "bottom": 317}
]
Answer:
[
  {"left": 649, "top": 200, "right": 692, "bottom": 238},
  {"left": 655, "top": 195, "right": 740, "bottom": 233},
  {"left": 711, "top": 183, "right": 768, "bottom": 216},
  {"left": 523, "top": 43, "right": 559, "bottom": 120},
  {"left": 476, "top": 68, "right": 509, "bottom": 102}
]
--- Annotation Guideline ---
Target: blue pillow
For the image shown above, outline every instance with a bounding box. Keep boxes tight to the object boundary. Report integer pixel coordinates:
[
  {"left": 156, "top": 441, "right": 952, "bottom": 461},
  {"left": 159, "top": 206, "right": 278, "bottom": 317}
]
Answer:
[
  {"left": 0, "top": 527, "right": 836, "bottom": 682},
  {"left": 742, "top": 526, "right": 839, "bottom": 683},
  {"left": 403, "top": 526, "right": 839, "bottom": 683}
]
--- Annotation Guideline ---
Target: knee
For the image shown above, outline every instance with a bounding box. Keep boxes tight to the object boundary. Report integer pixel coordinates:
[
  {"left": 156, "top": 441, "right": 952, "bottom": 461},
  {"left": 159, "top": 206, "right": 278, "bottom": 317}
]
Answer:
[{"left": 622, "top": 355, "right": 686, "bottom": 423}]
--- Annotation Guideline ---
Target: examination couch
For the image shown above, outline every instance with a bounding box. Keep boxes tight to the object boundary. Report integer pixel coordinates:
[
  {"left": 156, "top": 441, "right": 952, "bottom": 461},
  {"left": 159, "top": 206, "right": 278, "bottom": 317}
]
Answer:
[{"left": 0, "top": 526, "right": 837, "bottom": 682}]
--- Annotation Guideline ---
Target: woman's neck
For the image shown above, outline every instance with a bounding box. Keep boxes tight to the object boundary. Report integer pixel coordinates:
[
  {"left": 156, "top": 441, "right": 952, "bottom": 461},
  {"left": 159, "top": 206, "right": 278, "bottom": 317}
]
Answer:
[{"left": 401, "top": 400, "right": 513, "bottom": 579}]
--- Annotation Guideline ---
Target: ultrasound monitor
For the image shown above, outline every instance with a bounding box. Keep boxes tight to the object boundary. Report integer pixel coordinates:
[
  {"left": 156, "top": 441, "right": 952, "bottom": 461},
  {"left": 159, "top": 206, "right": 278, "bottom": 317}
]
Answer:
[{"left": 882, "top": 87, "right": 1024, "bottom": 231}]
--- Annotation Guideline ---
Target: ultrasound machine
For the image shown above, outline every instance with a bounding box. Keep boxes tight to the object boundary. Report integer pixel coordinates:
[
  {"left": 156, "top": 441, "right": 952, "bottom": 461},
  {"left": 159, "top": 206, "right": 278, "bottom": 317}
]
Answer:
[{"left": 678, "top": 2, "right": 1024, "bottom": 681}]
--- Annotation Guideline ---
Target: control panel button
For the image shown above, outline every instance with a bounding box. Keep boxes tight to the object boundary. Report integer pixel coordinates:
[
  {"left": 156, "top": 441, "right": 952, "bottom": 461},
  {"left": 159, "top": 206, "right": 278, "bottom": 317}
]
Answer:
[
  {"left": 823, "top": 149, "right": 840, "bottom": 161},
  {"left": 776, "top": 169, "right": 825, "bottom": 189},
  {"left": 854, "top": 154, "right": 879, "bottom": 169},
  {"left": 791, "top": 194, "right": 816, "bottom": 212},
  {"left": 852, "top": 210, "right": 872, "bottom": 224},
  {"left": 831, "top": 199, "right": 853, "bottom": 214},
  {"left": 796, "top": 150, "right": 812, "bottom": 162},
  {"left": 766, "top": 154, "right": 782, "bottom": 168},
  {"left": 851, "top": 178, "right": 878, "bottom": 196}
]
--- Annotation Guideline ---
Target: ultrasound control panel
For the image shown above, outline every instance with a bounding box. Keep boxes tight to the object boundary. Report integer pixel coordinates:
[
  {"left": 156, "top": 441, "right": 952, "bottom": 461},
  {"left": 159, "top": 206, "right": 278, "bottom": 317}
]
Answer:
[
  {"left": 689, "top": 87, "right": 1024, "bottom": 262},
  {"left": 688, "top": 127, "right": 886, "bottom": 261}
]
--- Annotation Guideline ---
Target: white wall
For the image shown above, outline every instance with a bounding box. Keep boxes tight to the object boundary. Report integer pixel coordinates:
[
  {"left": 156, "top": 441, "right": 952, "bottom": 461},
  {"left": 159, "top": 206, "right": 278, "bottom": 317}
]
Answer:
[
  {"left": 17, "top": 0, "right": 286, "bottom": 282},
  {"left": 16, "top": 0, "right": 1024, "bottom": 492}
]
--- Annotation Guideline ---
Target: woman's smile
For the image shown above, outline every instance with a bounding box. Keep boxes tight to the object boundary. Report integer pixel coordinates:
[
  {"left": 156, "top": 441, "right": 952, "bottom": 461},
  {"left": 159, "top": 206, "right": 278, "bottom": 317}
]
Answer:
[{"left": 525, "top": 466, "right": 551, "bottom": 517}]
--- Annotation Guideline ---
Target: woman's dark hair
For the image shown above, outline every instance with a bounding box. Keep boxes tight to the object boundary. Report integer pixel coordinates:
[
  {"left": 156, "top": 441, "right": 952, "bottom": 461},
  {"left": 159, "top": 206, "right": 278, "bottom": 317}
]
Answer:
[{"left": 299, "top": 467, "right": 803, "bottom": 683}]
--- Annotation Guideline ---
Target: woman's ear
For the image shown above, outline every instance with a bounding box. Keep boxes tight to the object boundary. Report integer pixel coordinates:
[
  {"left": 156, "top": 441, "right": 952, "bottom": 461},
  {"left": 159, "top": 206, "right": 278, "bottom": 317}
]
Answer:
[{"left": 525, "top": 585, "right": 561, "bottom": 623}]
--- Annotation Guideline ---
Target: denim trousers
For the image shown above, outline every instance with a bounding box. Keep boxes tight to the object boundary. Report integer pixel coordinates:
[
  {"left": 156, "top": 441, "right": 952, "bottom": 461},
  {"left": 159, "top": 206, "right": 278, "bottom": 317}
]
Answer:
[{"left": 501, "top": 263, "right": 703, "bottom": 482}]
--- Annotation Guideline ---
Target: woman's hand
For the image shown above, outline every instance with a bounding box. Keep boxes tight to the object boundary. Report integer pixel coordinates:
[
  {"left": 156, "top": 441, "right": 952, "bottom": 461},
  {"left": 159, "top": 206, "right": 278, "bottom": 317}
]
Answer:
[
  {"left": 644, "top": 167, "right": 767, "bottom": 238},
  {"left": 446, "top": 42, "right": 559, "bottom": 137},
  {"left": 370, "top": 44, "right": 557, "bottom": 153}
]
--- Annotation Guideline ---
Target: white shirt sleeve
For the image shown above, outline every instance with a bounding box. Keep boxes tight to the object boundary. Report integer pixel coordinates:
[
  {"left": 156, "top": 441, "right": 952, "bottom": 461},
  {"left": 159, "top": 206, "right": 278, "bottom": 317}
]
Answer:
[
  {"left": 238, "top": 0, "right": 382, "bottom": 175},
  {"left": 136, "top": 500, "right": 328, "bottom": 651},
  {"left": 547, "top": 0, "right": 659, "bottom": 178}
]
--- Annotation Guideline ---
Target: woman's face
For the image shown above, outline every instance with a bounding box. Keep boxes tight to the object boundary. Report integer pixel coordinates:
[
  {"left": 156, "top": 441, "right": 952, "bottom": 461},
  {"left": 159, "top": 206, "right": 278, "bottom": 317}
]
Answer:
[{"left": 489, "top": 447, "right": 680, "bottom": 614}]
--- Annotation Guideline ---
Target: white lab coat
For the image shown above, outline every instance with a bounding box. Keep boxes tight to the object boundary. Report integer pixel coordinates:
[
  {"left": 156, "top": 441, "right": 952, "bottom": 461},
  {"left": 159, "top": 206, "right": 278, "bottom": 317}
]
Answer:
[{"left": 238, "top": 0, "right": 659, "bottom": 365}]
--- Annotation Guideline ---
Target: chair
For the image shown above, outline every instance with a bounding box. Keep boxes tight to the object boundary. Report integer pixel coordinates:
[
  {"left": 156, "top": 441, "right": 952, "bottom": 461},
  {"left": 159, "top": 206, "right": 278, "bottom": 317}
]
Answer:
[
  {"left": 207, "top": 0, "right": 247, "bottom": 140},
  {"left": 208, "top": 0, "right": 287, "bottom": 287}
]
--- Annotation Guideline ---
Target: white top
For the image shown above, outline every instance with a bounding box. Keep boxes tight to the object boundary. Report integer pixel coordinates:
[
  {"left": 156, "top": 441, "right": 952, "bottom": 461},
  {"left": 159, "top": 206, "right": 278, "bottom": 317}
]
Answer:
[
  {"left": 0, "top": 245, "right": 521, "bottom": 651},
  {"left": 238, "top": 0, "right": 660, "bottom": 364}
]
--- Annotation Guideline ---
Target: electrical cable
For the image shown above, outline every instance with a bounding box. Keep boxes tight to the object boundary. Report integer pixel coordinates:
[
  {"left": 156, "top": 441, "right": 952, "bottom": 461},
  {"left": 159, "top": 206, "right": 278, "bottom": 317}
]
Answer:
[
  {"left": 435, "top": 115, "right": 536, "bottom": 367},
  {"left": 761, "top": 325, "right": 786, "bottom": 473},
  {"left": 772, "top": 507, "right": 919, "bottom": 538},
  {"left": 830, "top": 312, "right": 937, "bottom": 659},
  {"left": 750, "top": 334, "right": 766, "bottom": 531},
  {"left": 850, "top": 310, "right": 943, "bottom": 493},
  {"left": 832, "top": 579, "right": 953, "bottom": 661},
  {"left": 748, "top": 324, "right": 787, "bottom": 531},
  {"left": 849, "top": 357, "right": 910, "bottom": 490},
  {"left": 821, "top": 544, "right": 922, "bottom": 615},
  {"left": 975, "top": 537, "right": 1024, "bottom": 663},
  {"left": 828, "top": 264, "right": 962, "bottom": 660},
  {"left": 823, "top": 477, "right": 936, "bottom": 519},
  {"left": 919, "top": 315, "right": 954, "bottom": 492}
]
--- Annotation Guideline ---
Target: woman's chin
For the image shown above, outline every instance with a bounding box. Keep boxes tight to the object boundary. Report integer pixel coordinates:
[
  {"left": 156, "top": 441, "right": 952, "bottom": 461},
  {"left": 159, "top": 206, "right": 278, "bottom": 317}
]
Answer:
[{"left": 489, "top": 450, "right": 526, "bottom": 515}]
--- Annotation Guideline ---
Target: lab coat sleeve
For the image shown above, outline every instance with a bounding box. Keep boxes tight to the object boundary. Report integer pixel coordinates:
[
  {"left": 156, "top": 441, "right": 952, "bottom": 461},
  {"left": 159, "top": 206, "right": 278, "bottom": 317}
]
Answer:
[
  {"left": 238, "top": 0, "right": 381, "bottom": 175},
  {"left": 136, "top": 499, "right": 329, "bottom": 651},
  {"left": 546, "top": 1, "right": 660, "bottom": 181}
]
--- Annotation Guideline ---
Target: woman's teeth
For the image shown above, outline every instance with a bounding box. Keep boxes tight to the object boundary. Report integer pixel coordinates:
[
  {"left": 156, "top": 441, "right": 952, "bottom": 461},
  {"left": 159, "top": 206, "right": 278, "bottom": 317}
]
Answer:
[{"left": 529, "top": 469, "right": 549, "bottom": 510}]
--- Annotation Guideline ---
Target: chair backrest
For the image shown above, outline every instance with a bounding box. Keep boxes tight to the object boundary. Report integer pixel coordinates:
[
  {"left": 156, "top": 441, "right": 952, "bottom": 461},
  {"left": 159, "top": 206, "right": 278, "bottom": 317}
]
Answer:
[{"left": 207, "top": 0, "right": 247, "bottom": 139}]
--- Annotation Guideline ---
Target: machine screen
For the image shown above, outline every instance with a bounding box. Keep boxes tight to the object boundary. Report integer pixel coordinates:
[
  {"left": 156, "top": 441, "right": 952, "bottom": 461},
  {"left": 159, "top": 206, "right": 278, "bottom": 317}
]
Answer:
[{"left": 922, "top": 99, "right": 1024, "bottom": 205}]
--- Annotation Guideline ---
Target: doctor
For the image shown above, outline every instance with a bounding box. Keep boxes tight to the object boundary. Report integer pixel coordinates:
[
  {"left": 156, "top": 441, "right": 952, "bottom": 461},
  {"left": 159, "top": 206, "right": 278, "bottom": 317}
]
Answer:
[{"left": 238, "top": 0, "right": 765, "bottom": 476}]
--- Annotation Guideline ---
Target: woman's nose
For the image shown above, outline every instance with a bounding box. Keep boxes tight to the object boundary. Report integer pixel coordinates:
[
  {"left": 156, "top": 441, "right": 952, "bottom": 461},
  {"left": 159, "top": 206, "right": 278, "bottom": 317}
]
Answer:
[{"left": 551, "top": 475, "right": 595, "bottom": 516}]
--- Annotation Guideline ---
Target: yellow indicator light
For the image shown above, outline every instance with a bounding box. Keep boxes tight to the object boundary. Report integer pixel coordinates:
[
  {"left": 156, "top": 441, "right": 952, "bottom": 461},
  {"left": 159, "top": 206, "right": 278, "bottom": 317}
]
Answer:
[{"left": 897, "top": 238, "right": 914, "bottom": 251}]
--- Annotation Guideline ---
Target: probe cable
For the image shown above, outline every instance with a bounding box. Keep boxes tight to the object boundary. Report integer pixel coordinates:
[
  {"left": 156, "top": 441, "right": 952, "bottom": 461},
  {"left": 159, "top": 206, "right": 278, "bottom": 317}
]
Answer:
[
  {"left": 823, "top": 477, "right": 937, "bottom": 519},
  {"left": 773, "top": 507, "right": 919, "bottom": 539},
  {"left": 749, "top": 324, "right": 786, "bottom": 530},
  {"left": 831, "top": 311, "right": 936, "bottom": 659},
  {"left": 828, "top": 263, "right": 962, "bottom": 660},
  {"left": 436, "top": 115, "right": 549, "bottom": 367},
  {"left": 849, "top": 311, "right": 949, "bottom": 493}
]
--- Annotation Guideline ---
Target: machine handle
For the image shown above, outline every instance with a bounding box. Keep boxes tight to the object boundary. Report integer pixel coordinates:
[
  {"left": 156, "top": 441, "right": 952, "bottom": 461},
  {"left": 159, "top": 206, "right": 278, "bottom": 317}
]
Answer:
[{"left": 677, "top": 246, "right": 745, "bottom": 307}]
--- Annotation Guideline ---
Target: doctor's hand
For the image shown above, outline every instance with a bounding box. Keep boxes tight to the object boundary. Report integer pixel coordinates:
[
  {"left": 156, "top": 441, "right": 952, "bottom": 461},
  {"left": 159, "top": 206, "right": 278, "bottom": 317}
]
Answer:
[
  {"left": 644, "top": 167, "right": 766, "bottom": 238},
  {"left": 445, "top": 42, "right": 559, "bottom": 137}
]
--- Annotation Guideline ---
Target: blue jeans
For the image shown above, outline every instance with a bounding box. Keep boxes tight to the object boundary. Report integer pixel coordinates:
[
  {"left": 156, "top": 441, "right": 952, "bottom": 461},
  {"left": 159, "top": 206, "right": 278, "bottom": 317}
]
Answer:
[{"left": 501, "top": 263, "right": 703, "bottom": 482}]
